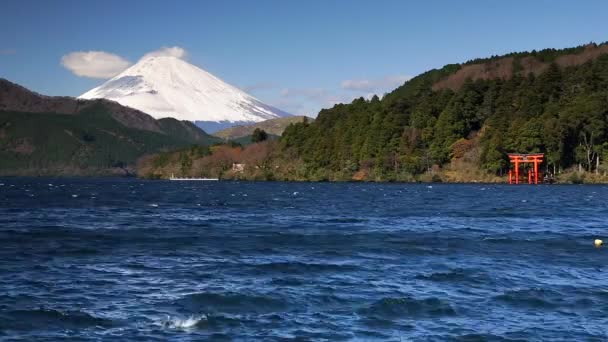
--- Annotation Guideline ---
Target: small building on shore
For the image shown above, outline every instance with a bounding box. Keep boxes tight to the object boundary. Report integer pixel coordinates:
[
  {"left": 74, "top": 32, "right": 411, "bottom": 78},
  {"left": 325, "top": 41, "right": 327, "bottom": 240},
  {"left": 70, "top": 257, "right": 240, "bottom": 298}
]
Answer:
[{"left": 232, "top": 163, "right": 245, "bottom": 173}]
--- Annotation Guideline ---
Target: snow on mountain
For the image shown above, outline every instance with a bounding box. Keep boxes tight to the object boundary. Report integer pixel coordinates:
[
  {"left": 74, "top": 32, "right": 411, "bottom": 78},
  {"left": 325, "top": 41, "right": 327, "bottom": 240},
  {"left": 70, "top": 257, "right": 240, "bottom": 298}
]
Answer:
[{"left": 79, "top": 55, "right": 290, "bottom": 132}]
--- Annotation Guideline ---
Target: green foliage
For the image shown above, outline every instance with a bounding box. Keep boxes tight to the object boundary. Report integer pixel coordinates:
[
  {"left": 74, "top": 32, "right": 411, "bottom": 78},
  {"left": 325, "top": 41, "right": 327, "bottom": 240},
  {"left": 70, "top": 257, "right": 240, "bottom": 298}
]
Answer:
[
  {"left": 229, "top": 132, "right": 279, "bottom": 146},
  {"left": 251, "top": 128, "right": 268, "bottom": 143},
  {"left": 0, "top": 104, "right": 216, "bottom": 175},
  {"left": 280, "top": 44, "right": 608, "bottom": 179},
  {"left": 157, "top": 118, "right": 220, "bottom": 145},
  {"left": 463, "top": 43, "right": 596, "bottom": 65},
  {"left": 188, "top": 144, "right": 212, "bottom": 158}
]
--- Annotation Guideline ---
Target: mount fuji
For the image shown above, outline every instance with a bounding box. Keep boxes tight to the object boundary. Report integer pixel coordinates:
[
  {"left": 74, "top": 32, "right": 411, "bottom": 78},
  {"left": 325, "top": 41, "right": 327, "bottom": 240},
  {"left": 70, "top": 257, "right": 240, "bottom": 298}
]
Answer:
[{"left": 79, "top": 55, "right": 291, "bottom": 133}]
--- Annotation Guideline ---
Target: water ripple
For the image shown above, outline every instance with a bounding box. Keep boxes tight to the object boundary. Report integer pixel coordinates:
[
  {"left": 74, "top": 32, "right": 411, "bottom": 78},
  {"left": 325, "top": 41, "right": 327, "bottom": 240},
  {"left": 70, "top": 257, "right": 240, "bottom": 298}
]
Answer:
[{"left": 1, "top": 179, "right": 607, "bottom": 340}]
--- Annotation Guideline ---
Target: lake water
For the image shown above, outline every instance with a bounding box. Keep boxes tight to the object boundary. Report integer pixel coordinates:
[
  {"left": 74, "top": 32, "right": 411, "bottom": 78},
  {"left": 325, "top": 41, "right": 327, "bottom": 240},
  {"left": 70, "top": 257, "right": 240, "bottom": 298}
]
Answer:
[{"left": 1, "top": 178, "right": 607, "bottom": 341}]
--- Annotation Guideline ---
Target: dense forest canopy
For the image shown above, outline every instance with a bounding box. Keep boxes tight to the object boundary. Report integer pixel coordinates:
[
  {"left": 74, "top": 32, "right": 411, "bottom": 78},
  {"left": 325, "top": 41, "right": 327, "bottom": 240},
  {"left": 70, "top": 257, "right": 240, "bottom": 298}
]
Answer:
[{"left": 280, "top": 42, "right": 608, "bottom": 181}]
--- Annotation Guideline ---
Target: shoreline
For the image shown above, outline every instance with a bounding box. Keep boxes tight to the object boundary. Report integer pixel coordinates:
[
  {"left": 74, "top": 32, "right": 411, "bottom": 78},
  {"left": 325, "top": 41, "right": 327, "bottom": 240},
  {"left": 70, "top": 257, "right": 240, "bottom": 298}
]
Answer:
[{"left": 2, "top": 173, "right": 608, "bottom": 185}]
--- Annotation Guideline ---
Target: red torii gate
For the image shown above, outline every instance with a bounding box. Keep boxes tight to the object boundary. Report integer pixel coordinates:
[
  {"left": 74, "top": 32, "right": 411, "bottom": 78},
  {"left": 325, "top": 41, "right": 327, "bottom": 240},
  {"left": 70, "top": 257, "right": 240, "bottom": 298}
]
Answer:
[{"left": 508, "top": 153, "right": 544, "bottom": 185}]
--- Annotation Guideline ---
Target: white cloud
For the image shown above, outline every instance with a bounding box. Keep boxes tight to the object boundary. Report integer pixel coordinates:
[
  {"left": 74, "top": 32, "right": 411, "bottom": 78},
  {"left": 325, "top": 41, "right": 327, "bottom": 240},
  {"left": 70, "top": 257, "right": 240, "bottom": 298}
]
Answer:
[
  {"left": 141, "top": 46, "right": 188, "bottom": 60},
  {"left": 341, "top": 74, "right": 411, "bottom": 92},
  {"left": 61, "top": 51, "right": 132, "bottom": 79},
  {"left": 61, "top": 46, "right": 189, "bottom": 79}
]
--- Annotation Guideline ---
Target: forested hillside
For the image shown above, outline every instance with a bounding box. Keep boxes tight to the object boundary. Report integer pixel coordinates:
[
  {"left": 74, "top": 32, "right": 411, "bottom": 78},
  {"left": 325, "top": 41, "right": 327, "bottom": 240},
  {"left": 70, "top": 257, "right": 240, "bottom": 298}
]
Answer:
[
  {"left": 280, "top": 43, "right": 608, "bottom": 181},
  {"left": 0, "top": 79, "right": 219, "bottom": 176}
]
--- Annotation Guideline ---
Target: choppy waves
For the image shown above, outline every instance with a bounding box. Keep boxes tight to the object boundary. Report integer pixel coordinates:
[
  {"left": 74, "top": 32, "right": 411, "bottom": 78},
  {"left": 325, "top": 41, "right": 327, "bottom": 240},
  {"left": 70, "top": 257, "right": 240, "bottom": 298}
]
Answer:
[
  {"left": 175, "top": 292, "right": 288, "bottom": 314},
  {"left": 1, "top": 179, "right": 608, "bottom": 340},
  {"left": 0, "top": 308, "right": 113, "bottom": 331},
  {"left": 160, "top": 315, "right": 208, "bottom": 330},
  {"left": 359, "top": 296, "right": 457, "bottom": 319}
]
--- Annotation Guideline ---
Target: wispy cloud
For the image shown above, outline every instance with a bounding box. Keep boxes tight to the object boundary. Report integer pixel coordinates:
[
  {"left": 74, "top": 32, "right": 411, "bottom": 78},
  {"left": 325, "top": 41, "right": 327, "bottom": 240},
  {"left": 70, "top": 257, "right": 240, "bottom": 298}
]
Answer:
[
  {"left": 280, "top": 87, "right": 328, "bottom": 100},
  {"left": 141, "top": 46, "right": 188, "bottom": 60},
  {"left": 280, "top": 87, "right": 353, "bottom": 106},
  {"left": 61, "top": 51, "right": 132, "bottom": 79},
  {"left": 61, "top": 46, "right": 190, "bottom": 79},
  {"left": 272, "top": 87, "right": 357, "bottom": 117},
  {"left": 341, "top": 74, "right": 411, "bottom": 92},
  {"left": 0, "top": 48, "right": 17, "bottom": 55},
  {"left": 270, "top": 98, "right": 307, "bottom": 115},
  {"left": 273, "top": 75, "right": 411, "bottom": 116}
]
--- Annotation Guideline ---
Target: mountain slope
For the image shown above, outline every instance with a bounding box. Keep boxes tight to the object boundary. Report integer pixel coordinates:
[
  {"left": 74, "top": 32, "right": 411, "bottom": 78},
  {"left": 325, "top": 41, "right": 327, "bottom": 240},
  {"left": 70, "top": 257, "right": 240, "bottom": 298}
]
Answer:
[
  {"left": 280, "top": 42, "right": 608, "bottom": 181},
  {"left": 431, "top": 43, "right": 608, "bottom": 91},
  {"left": 0, "top": 79, "right": 219, "bottom": 176},
  {"left": 214, "top": 116, "right": 312, "bottom": 140},
  {"left": 79, "top": 56, "right": 291, "bottom": 132}
]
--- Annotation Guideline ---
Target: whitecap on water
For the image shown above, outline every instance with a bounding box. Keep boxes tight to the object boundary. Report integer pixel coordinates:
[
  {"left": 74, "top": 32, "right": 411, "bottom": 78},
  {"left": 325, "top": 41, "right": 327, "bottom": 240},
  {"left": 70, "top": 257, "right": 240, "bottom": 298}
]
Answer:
[
  {"left": 161, "top": 315, "right": 207, "bottom": 329},
  {"left": 72, "top": 194, "right": 78, "bottom": 198},
  {"left": 150, "top": 204, "right": 159, "bottom": 207}
]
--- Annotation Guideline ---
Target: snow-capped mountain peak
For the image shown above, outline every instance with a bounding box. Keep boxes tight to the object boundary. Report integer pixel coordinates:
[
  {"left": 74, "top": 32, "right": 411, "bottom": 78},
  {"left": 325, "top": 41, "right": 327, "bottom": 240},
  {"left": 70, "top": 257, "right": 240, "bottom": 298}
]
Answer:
[{"left": 79, "top": 55, "right": 290, "bottom": 132}]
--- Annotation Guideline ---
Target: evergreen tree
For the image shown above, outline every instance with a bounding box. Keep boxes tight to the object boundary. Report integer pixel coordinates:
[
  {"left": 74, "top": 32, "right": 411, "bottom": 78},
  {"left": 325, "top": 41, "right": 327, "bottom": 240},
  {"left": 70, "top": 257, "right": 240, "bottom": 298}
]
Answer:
[
  {"left": 252, "top": 128, "right": 268, "bottom": 143},
  {"left": 279, "top": 42, "right": 608, "bottom": 179}
]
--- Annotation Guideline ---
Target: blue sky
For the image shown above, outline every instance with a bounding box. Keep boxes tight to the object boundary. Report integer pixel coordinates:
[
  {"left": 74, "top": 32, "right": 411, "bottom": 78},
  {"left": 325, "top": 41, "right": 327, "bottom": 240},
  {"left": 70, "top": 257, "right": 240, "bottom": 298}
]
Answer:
[{"left": 1, "top": 0, "right": 607, "bottom": 116}]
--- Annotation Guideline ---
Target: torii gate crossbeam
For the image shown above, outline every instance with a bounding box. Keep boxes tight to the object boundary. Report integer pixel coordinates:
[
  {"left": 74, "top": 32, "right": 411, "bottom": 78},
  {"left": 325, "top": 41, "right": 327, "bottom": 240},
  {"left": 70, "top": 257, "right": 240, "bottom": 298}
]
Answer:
[{"left": 508, "top": 153, "right": 544, "bottom": 185}]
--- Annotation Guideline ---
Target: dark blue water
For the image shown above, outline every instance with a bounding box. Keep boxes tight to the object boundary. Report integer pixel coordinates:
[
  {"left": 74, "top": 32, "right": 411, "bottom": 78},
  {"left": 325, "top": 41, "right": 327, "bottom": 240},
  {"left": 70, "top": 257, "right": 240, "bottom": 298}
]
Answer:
[{"left": 1, "top": 179, "right": 607, "bottom": 341}]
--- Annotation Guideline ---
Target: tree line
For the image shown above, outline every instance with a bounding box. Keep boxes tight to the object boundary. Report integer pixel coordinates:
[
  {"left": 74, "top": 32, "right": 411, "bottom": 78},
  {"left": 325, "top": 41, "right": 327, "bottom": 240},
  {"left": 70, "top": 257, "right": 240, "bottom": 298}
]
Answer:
[{"left": 280, "top": 45, "right": 608, "bottom": 181}]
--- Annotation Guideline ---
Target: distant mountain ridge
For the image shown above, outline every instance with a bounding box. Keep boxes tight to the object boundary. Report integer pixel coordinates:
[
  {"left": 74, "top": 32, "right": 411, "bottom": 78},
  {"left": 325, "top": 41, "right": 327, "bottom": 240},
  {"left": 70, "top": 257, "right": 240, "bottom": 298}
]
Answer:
[
  {"left": 1, "top": 78, "right": 164, "bottom": 133},
  {"left": 432, "top": 43, "right": 608, "bottom": 91},
  {"left": 79, "top": 55, "right": 291, "bottom": 133},
  {"left": 0, "top": 79, "right": 219, "bottom": 176},
  {"left": 214, "top": 116, "right": 312, "bottom": 140}
]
